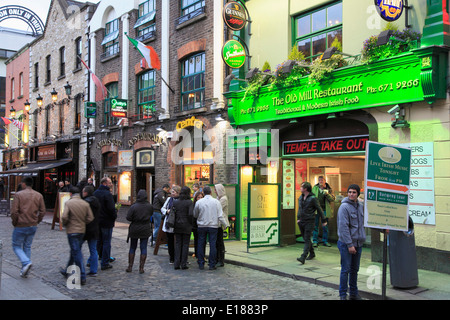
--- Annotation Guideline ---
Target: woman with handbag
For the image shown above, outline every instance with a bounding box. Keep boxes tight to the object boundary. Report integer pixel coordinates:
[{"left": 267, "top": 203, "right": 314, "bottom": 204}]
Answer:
[
  {"left": 172, "top": 186, "right": 193, "bottom": 270},
  {"left": 161, "top": 185, "right": 180, "bottom": 264},
  {"left": 126, "top": 189, "right": 153, "bottom": 273}
]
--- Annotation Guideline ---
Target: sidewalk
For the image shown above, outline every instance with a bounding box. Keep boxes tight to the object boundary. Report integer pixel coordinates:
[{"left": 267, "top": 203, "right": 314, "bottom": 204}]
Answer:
[{"left": 220, "top": 240, "right": 450, "bottom": 300}]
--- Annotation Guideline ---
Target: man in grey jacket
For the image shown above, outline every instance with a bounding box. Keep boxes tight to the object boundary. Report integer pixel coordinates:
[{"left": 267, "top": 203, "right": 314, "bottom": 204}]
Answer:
[
  {"left": 337, "top": 184, "right": 366, "bottom": 300},
  {"left": 193, "top": 186, "right": 229, "bottom": 270}
]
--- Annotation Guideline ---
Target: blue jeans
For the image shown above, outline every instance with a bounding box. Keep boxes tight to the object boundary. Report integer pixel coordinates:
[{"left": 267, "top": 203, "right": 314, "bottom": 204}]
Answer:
[
  {"left": 12, "top": 226, "right": 37, "bottom": 268},
  {"left": 197, "top": 227, "right": 218, "bottom": 268},
  {"left": 67, "top": 233, "right": 86, "bottom": 281},
  {"left": 152, "top": 211, "right": 162, "bottom": 240},
  {"left": 337, "top": 240, "right": 362, "bottom": 298},
  {"left": 313, "top": 211, "right": 328, "bottom": 244},
  {"left": 83, "top": 239, "right": 98, "bottom": 274},
  {"left": 100, "top": 227, "right": 113, "bottom": 267}
]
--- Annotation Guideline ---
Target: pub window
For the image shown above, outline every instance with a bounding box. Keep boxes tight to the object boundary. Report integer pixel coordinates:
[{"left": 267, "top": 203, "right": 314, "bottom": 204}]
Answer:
[
  {"left": 74, "top": 95, "right": 81, "bottom": 130},
  {"left": 137, "top": 70, "right": 156, "bottom": 120},
  {"left": 294, "top": 1, "right": 342, "bottom": 62},
  {"left": 10, "top": 78, "right": 14, "bottom": 101},
  {"left": 181, "top": 52, "right": 205, "bottom": 111},
  {"left": 75, "top": 37, "right": 82, "bottom": 69},
  {"left": 34, "top": 63, "right": 39, "bottom": 89},
  {"left": 59, "top": 46, "right": 66, "bottom": 77},
  {"left": 135, "top": 0, "right": 156, "bottom": 41},
  {"left": 181, "top": 0, "right": 205, "bottom": 16},
  {"left": 102, "top": 19, "right": 119, "bottom": 59},
  {"left": 104, "top": 82, "right": 118, "bottom": 127},
  {"left": 46, "top": 55, "right": 51, "bottom": 83}
]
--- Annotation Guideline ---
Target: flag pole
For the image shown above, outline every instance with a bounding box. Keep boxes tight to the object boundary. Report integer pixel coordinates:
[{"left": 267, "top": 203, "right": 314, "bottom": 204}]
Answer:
[{"left": 77, "top": 55, "right": 113, "bottom": 98}]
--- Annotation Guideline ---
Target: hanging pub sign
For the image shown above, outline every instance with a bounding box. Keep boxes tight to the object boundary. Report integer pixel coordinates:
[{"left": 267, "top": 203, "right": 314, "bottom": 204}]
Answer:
[
  {"left": 111, "top": 98, "right": 128, "bottom": 118},
  {"left": 374, "top": 0, "right": 404, "bottom": 22},
  {"left": 222, "top": 39, "right": 246, "bottom": 69},
  {"left": 223, "top": 1, "right": 247, "bottom": 31},
  {"left": 85, "top": 102, "right": 97, "bottom": 118},
  {"left": 283, "top": 135, "right": 369, "bottom": 156}
]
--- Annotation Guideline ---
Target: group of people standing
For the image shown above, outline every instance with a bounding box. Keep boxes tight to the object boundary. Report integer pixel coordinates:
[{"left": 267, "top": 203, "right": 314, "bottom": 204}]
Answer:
[
  {"left": 296, "top": 176, "right": 366, "bottom": 300},
  {"left": 134, "top": 183, "right": 229, "bottom": 271}
]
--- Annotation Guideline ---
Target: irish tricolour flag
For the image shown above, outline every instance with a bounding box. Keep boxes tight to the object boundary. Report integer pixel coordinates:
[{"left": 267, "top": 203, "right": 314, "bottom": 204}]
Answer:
[{"left": 126, "top": 33, "right": 161, "bottom": 70}]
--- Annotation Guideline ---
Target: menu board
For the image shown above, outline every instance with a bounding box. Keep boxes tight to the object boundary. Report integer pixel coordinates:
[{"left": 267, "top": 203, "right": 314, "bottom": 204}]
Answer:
[{"left": 283, "top": 160, "right": 295, "bottom": 209}]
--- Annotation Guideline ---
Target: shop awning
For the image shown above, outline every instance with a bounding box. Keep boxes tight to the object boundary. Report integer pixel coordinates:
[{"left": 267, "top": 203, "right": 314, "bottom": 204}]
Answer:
[
  {"left": 134, "top": 11, "right": 156, "bottom": 29},
  {"left": 0, "top": 159, "right": 72, "bottom": 177},
  {"left": 101, "top": 29, "right": 119, "bottom": 45}
]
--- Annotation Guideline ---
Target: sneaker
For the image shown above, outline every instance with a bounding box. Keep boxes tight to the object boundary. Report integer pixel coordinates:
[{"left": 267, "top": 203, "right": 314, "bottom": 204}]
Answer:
[
  {"left": 101, "top": 264, "right": 113, "bottom": 270},
  {"left": 109, "top": 257, "right": 116, "bottom": 263},
  {"left": 59, "top": 267, "right": 68, "bottom": 278},
  {"left": 312, "top": 242, "right": 318, "bottom": 248},
  {"left": 209, "top": 266, "right": 217, "bottom": 270},
  {"left": 87, "top": 272, "right": 97, "bottom": 277},
  {"left": 20, "top": 263, "right": 32, "bottom": 278},
  {"left": 323, "top": 242, "right": 332, "bottom": 247},
  {"left": 349, "top": 294, "right": 362, "bottom": 300},
  {"left": 169, "top": 260, "right": 174, "bottom": 265}
]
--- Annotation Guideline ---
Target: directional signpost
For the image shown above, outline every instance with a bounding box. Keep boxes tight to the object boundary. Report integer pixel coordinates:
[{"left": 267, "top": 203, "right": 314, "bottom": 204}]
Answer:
[{"left": 364, "top": 141, "right": 411, "bottom": 299}]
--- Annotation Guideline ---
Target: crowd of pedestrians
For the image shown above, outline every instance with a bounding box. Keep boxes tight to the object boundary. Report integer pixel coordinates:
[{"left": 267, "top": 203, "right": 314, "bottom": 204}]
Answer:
[{"left": 9, "top": 174, "right": 364, "bottom": 299}]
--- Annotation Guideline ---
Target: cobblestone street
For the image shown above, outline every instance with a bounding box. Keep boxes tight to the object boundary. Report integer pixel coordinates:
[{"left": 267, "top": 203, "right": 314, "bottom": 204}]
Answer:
[{"left": 0, "top": 215, "right": 339, "bottom": 300}]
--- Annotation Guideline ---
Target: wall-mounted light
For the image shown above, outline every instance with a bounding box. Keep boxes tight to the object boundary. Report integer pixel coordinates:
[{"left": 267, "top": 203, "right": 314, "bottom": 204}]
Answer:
[
  {"left": 10, "top": 106, "right": 16, "bottom": 117},
  {"left": 64, "top": 81, "right": 72, "bottom": 96},
  {"left": 24, "top": 100, "right": 31, "bottom": 112},
  {"left": 36, "top": 94, "right": 43, "bottom": 107},
  {"left": 51, "top": 88, "right": 58, "bottom": 102}
]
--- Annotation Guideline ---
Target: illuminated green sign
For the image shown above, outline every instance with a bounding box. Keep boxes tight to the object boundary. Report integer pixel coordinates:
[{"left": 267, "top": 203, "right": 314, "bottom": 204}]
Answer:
[
  {"left": 222, "top": 40, "right": 246, "bottom": 69},
  {"left": 224, "top": 51, "right": 439, "bottom": 126}
]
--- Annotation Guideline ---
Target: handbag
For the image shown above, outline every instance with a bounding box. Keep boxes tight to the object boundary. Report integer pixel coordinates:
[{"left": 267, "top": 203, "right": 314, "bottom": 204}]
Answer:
[{"left": 165, "top": 206, "right": 176, "bottom": 229}]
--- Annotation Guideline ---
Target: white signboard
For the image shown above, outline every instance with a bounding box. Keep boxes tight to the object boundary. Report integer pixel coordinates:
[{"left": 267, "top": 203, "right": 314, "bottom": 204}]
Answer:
[
  {"left": 400, "top": 142, "right": 435, "bottom": 225},
  {"left": 248, "top": 219, "right": 279, "bottom": 247}
]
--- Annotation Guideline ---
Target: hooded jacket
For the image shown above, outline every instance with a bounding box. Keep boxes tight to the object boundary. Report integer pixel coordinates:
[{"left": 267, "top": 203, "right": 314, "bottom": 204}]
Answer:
[
  {"left": 127, "top": 190, "right": 153, "bottom": 239},
  {"left": 153, "top": 188, "right": 168, "bottom": 212},
  {"left": 337, "top": 197, "right": 366, "bottom": 248},
  {"left": 215, "top": 184, "right": 229, "bottom": 230}
]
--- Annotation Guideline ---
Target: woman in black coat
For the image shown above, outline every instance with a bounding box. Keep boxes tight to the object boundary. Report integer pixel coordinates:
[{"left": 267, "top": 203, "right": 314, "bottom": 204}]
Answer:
[
  {"left": 172, "top": 186, "right": 193, "bottom": 270},
  {"left": 126, "top": 189, "right": 153, "bottom": 273}
]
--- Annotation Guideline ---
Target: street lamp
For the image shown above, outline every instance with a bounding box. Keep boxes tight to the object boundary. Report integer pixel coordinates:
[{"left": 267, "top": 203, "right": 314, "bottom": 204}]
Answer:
[
  {"left": 24, "top": 100, "right": 31, "bottom": 112},
  {"left": 36, "top": 94, "right": 43, "bottom": 107},
  {"left": 64, "top": 81, "right": 72, "bottom": 96},
  {"left": 51, "top": 88, "right": 58, "bottom": 102},
  {"left": 10, "top": 106, "right": 16, "bottom": 117}
]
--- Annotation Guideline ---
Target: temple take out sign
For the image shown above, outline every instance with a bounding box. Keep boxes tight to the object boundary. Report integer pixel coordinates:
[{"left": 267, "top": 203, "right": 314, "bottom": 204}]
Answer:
[{"left": 225, "top": 53, "right": 427, "bottom": 126}]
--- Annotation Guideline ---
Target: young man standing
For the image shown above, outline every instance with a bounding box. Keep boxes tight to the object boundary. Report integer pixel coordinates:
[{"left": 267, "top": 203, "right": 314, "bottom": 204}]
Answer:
[
  {"left": 337, "top": 184, "right": 366, "bottom": 300},
  {"left": 312, "top": 176, "right": 335, "bottom": 247},
  {"left": 297, "top": 182, "right": 327, "bottom": 265},
  {"left": 10, "top": 177, "right": 46, "bottom": 277},
  {"left": 61, "top": 187, "right": 94, "bottom": 285}
]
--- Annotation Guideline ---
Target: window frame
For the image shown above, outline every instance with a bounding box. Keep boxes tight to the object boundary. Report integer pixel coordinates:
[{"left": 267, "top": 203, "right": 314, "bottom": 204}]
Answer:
[
  {"left": 181, "top": 0, "right": 205, "bottom": 16},
  {"left": 45, "top": 55, "right": 51, "bottom": 83},
  {"left": 103, "top": 19, "right": 120, "bottom": 58},
  {"left": 137, "top": 70, "right": 156, "bottom": 120},
  {"left": 292, "top": 1, "right": 343, "bottom": 62},
  {"left": 34, "top": 63, "right": 39, "bottom": 89},
  {"left": 180, "top": 52, "right": 205, "bottom": 111},
  {"left": 104, "top": 82, "right": 118, "bottom": 127},
  {"left": 75, "top": 37, "right": 82, "bottom": 69},
  {"left": 59, "top": 46, "right": 66, "bottom": 77}
]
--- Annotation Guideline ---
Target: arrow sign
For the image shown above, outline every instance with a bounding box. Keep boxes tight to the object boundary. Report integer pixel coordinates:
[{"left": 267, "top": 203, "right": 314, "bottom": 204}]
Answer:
[{"left": 367, "top": 181, "right": 409, "bottom": 193}]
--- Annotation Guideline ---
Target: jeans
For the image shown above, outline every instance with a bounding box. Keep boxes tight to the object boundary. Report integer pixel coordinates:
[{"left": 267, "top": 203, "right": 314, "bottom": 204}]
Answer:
[
  {"left": 298, "top": 221, "right": 314, "bottom": 259},
  {"left": 338, "top": 240, "right": 362, "bottom": 298},
  {"left": 129, "top": 238, "right": 149, "bottom": 255},
  {"left": 83, "top": 239, "right": 98, "bottom": 274},
  {"left": 197, "top": 227, "right": 218, "bottom": 268},
  {"left": 67, "top": 233, "right": 86, "bottom": 281},
  {"left": 100, "top": 227, "right": 113, "bottom": 267},
  {"left": 12, "top": 226, "right": 37, "bottom": 267},
  {"left": 313, "top": 211, "right": 328, "bottom": 244},
  {"left": 152, "top": 211, "right": 162, "bottom": 240}
]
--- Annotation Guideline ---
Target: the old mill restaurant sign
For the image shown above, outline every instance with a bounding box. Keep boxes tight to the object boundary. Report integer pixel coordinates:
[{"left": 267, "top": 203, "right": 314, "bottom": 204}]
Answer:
[{"left": 225, "top": 53, "right": 426, "bottom": 126}]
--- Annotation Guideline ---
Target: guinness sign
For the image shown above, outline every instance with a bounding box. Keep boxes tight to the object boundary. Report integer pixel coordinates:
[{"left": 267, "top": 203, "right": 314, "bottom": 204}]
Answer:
[{"left": 223, "top": 1, "right": 247, "bottom": 31}]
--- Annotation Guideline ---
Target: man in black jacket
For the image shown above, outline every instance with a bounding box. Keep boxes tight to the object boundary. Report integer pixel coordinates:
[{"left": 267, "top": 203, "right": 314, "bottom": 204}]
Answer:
[
  {"left": 297, "top": 182, "right": 327, "bottom": 265},
  {"left": 93, "top": 177, "right": 117, "bottom": 270},
  {"left": 151, "top": 184, "right": 170, "bottom": 246}
]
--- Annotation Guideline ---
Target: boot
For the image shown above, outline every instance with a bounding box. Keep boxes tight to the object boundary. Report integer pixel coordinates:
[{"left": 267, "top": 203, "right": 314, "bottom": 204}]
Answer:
[
  {"left": 126, "top": 253, "right": 135, "bottom": 272},
  {"left": 139, "top": 255, "right": 147, "bottom": 274}
]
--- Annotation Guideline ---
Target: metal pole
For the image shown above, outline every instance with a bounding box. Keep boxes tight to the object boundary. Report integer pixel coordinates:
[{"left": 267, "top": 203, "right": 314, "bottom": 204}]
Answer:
[
  {"left": 0, "top": 240, "right": 3, "bottom": 290},
  {"left": 382, "top": 230, "right": 389, "bottom": 300}
]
